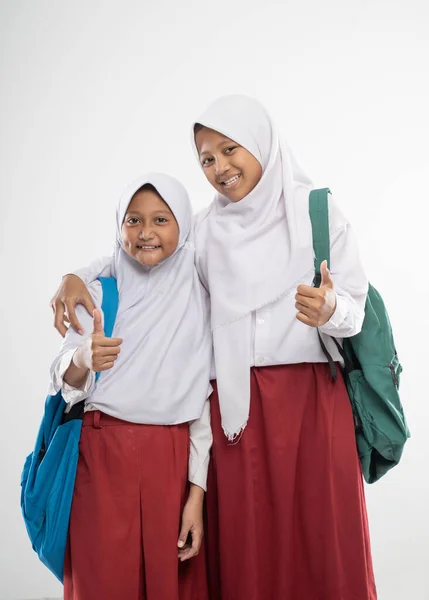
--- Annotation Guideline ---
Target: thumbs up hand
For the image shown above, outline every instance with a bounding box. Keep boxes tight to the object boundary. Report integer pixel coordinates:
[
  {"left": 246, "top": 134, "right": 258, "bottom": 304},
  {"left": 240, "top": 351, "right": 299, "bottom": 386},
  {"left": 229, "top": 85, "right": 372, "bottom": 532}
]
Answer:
[
  {"left": 295, "top": 260, "right": 337, "bottom": 327},
  {"left": 73, "top": 309, "right": 123, "bottom": 372}
]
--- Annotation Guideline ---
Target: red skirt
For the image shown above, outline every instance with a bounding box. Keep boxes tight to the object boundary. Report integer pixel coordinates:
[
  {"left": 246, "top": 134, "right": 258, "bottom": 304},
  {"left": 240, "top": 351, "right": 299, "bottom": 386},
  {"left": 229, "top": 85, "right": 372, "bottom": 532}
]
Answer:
[
  {"left": 205, "top": 363, "right": 377, "bottom": 600},
  {"left": 64, "top": 410, "right": 208, "bottom": 600}
]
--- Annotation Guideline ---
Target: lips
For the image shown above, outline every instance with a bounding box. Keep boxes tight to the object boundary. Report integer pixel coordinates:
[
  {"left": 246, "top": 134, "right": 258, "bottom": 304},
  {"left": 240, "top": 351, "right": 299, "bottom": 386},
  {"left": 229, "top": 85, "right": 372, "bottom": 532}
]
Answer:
[
  {"left": 136, "top": 245, "right": 161, "bottom": 252},
  {"left": 220, "top": 173, "right": 241, "bottom": 188}
]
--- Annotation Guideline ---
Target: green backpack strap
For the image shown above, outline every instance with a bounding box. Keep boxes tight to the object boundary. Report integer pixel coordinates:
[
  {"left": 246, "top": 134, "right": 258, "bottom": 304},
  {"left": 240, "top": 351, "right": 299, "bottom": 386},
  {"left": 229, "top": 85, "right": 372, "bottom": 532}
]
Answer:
[
  {"left": 308, "top": 187, "right": 342, "bottom": 381},
  {"left": 309, "top": 187, "right": 331, "bottom": 287}
]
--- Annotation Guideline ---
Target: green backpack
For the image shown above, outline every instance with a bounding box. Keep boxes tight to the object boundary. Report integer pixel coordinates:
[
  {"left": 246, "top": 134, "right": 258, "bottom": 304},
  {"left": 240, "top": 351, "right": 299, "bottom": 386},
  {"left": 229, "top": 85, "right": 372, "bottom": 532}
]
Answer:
[{"left": 309, "top": 188, "right": 410, "bottom": 484}]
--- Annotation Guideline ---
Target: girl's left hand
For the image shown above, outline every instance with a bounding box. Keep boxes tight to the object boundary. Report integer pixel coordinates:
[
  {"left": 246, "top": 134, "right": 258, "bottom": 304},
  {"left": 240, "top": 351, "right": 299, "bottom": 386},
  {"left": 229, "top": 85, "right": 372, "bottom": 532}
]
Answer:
[
  {"left": 295, "top": 260, "right": 337, "bottom": 327},
  {"left": 177, "top": 484, "right": 204, "bottom": 562}
]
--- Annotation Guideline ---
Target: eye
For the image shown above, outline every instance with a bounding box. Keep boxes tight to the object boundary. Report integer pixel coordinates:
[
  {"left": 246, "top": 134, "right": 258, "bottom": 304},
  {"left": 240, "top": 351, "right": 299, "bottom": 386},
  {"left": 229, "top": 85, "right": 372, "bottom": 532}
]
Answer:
[
  {"left": 201, "top": 156, "right": 214, "bottom": 167},
  {"left": 126, "top": 217, "right": 140, "bottom": 225},
  {"left": 224, "top": 145, "right": 238, "bottom": 154},
  {"left": 155, "top": 217, "right": 168, "bottom": 224}
]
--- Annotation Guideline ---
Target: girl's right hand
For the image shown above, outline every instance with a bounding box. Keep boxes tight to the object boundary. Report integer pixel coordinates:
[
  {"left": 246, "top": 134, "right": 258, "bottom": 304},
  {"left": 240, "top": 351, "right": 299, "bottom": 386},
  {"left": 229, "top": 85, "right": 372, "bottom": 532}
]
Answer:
[
  {"left": 50, "top": 274, "right": 96, "bottom": 337},
  {"left": 73, "top": 309, "right": 123, "bottom": 372}
]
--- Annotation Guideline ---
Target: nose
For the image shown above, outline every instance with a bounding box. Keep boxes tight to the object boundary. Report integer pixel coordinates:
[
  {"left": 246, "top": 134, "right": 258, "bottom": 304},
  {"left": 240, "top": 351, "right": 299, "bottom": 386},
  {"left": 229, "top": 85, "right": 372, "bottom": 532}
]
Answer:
[
  {"left": 138, "top": 228, "right": 154, "bottom": 241},
  {"left": 214, "top": 155, "right": 231, "bottom": 177}
]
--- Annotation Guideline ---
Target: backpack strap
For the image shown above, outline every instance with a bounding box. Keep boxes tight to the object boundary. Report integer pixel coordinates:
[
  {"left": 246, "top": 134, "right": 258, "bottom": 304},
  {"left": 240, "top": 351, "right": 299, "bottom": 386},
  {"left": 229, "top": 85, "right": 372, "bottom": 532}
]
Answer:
[
  {"left": 309, "top": 187, "right": 331, "bottom": 286},
  {"left": 309, "top": 188, "right": 339, "bottom": 381},
  {"left": 98, "top": 277, "right": 119, "bottom": 338},
  {"left": 309, "top": 189, "right": 353, "bottom": 380},
  {"left": 96, "top": 277, "right": 119, "bottom": 382}
]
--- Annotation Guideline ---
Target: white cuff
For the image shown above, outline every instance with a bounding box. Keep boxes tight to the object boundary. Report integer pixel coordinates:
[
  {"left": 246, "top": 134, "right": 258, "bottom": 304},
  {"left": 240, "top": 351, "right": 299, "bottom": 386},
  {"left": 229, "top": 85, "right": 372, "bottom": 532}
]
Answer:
[
  {"left": 62, "top": 370, "right": 96, "bottom": 404},
  {"left": 319, "top": 293, "right": 349, "bottom": 332},
  {"left": 49, "top": 348, "right": 95, "bottom": 404},
  {"left": 189, "top": 454, "right": 210, "bottom": 491}
]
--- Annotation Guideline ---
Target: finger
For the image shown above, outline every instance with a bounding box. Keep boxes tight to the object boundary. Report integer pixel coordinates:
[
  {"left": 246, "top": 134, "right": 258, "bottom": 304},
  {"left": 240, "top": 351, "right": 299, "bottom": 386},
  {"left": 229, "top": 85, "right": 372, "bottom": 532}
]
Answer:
[
  {"left": 97, "top": 337, "right": 123, "bottom": 347},
  {"left": 97, "top": 362, "right": 115, "bottom": 371},
  {"left": 296, "top": 291, "right": 326, "bottom": 310},
  {"left": 178, "top": 543, "right": 197, "bottom": 561},
  {"left": 296, "top": 311, "right": 316, "bottom": 327},
  {"left": 96, "top": 346, "right": 121, "bottom": 357},
  {"left": 297, "top": 284, "right": 319, "bottom": 298},
  {"left": 98, "top": 354, "right": 120, "bottom": 364},
  {"left": 320, "top": 260, "right": 334, "bottom": 289},
  {"left": 65, "top": 300, "right": 84, "bottom": 335},
  {"left": 180, "top": 529, "right": 202, "bottom": 561},
  {"left": 295, "top": 293, "right": 314, "bottom": 309},
  {"left": 82, "top": 292, "right": 96, "bottom": 317},
  {"left": 295, "top": 296, "right": 321, "bottom": 313},
  {"left": 177, "top": 521, "right": 191, "bottom": 550},
  {"left": 92, "top": 309, "right": 105, "bottom": 336},
  {"left": 53, "top": 300, "right": 68, "bottom": 338},
  {"left": 295, "top": 302, "right": 314, "bottom": 316},
  {"left": 179, "top": 548, "right": 198, "bottom": 561}
]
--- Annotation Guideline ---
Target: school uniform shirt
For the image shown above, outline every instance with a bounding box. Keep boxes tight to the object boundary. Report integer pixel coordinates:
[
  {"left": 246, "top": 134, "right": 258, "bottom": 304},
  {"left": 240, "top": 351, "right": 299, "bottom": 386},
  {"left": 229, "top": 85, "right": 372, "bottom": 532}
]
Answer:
[
  {"left": 194, "top": 193, "right": 368, "bottom": 371},
  {"left": 69, "top": 192, "right": 366, "bottom": 446},
  {"left": 73, "top": 194, "right": 367, "bottom": 379},
  {"left": 49, "top": 280, "right": 212, "bottom": 491}
]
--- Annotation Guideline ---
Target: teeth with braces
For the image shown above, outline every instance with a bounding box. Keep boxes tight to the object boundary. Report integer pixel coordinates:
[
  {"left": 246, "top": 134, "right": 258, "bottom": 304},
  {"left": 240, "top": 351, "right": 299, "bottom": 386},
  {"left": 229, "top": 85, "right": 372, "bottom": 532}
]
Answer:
[{"left": 223, "top": 175, "right": 240, "bottom": 186}]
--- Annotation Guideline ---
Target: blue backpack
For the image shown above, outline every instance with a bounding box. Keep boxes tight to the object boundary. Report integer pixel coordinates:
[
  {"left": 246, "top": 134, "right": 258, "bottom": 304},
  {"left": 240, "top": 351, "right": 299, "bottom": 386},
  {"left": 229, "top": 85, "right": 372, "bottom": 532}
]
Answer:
[{"left": 20, "top": 277, "right": 119, "bottom": 582}]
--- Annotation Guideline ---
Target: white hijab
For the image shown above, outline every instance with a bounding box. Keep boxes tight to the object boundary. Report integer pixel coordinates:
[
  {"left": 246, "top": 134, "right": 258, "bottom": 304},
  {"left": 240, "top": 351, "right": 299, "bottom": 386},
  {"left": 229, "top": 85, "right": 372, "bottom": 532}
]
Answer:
[
  {"left": 193, "top": 95, "right": 315, "bottom": 439},
  {"left": 89, "top": 173, "right": 212, "bottom": 425}
]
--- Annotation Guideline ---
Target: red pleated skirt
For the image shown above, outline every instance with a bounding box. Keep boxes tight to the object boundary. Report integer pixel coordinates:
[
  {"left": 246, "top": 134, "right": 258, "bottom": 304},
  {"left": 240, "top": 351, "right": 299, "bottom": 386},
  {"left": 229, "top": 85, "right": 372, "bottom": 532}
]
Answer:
[
  {"left": 205, "top": 363, "right": 377, "bottom": 600},
  {"left": 64, "top": 410, "right": 208, "bottom": 600}
]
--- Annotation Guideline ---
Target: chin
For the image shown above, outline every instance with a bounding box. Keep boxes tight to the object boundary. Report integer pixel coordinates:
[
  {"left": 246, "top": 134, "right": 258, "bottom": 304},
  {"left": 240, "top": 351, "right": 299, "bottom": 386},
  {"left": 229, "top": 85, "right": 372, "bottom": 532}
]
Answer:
[
  {"left": 225, "top": 191, "right": 246, "bottom": 203},
  {"left": 136, "top": 255, "right": 161, "bottom": 267}
]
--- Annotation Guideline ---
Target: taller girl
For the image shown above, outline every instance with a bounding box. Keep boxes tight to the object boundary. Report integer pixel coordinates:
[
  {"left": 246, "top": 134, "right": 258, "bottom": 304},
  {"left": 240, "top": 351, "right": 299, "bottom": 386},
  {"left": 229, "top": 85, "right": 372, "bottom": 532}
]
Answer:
[{"left": 193, "top": 95, "right": 376, "bottom": 600}]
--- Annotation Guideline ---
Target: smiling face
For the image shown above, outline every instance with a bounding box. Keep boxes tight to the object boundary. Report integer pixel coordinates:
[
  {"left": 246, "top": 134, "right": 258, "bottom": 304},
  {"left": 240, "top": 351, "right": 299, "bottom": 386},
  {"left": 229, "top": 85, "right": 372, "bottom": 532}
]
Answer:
[
  {"left": 195, "top": 126, "right": 263, "bottom": 202},
  {"left": 121, "top": 185, "right": 179, "bottom": 267}
]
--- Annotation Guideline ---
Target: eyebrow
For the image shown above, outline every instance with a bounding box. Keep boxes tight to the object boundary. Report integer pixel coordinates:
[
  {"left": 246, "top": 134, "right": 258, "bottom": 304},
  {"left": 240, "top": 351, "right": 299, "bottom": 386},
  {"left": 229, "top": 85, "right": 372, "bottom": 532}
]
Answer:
[
  {"left": 199, "top": 139, "right": 237, "bottom": 157},
  {"left": 125, "top": 209, "right": 173, "bottom": 216}
]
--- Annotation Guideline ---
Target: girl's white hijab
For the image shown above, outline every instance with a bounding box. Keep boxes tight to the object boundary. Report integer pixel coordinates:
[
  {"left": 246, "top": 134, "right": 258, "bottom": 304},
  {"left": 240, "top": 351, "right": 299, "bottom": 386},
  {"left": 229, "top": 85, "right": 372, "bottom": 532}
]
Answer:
[
  {"left": 193, "top": 95, "right": 314, "bottom": 440},
  {"left": 89, "top": 173, "right": 212, "bottom": 425}
]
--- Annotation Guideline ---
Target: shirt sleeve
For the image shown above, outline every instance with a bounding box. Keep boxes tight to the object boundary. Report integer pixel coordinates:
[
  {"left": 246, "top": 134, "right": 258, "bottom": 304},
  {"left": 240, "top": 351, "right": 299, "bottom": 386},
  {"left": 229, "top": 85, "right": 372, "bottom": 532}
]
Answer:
[
  {"left": 188, "top": 396, "right": 213, "bottom": 491},
  {"left": 48, "top": 281, "right": 103, "bottom": 405},
  {"left": 318, "top": 196, "right": 369, "bottom": 339},
  {"left": 193, "top": 209, "right": 211, "bottom": 293},
  {"left": 72, "top": 255, "right": 114, "bottom": 285}
]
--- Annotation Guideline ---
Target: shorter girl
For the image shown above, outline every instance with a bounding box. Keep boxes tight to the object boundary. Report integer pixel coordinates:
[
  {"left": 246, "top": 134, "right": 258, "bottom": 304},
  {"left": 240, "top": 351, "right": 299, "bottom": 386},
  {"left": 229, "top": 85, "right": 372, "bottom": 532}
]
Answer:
[{"left": 49, "top": 174, "right": 212, "bottom": 600}]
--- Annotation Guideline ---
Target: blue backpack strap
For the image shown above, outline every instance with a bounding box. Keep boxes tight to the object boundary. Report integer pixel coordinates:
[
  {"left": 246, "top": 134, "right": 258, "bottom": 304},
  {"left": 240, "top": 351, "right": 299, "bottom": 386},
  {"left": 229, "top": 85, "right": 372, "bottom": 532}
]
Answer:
[
  {"left": 309, "top": 187, "right": 331, "bottom": 286},
  {"left": 95, "top": 277, "right": 119, "bottom": 382},
  {"left": 98, "top": 277, "right": 119, "bottom": 338}
]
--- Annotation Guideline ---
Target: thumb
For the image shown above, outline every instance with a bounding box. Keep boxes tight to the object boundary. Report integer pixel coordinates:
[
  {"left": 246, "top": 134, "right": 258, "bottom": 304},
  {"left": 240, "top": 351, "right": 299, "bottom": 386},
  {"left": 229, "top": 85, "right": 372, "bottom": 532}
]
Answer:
[
  {"left": 177, "top": 521, "right": 190, "bottom": 548},
  {"left": 92, "top": 309, "right": 105, "bottom": 335},
  {"left": 320, "top": 260, "right": 334, "bottom": 289}
]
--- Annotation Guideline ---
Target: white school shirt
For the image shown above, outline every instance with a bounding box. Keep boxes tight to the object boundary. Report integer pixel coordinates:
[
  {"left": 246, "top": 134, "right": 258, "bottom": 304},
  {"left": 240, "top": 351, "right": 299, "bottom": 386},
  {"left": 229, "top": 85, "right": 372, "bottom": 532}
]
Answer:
[
  {"left": 194, "top": 194, "right": 368, "bottom": 374},
  {"left": 70, "top": 195, "right": 367, "bottom": 422},
  {"left": 49, "top": 280, "right": 212, "bottom": 491}
]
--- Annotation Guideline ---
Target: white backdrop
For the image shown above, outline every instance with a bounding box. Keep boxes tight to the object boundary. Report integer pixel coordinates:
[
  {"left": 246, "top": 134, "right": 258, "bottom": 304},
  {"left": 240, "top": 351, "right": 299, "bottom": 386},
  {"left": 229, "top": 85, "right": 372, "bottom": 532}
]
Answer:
[{"left": 1, "top": 1, "right": 428, "bottom": 598}]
